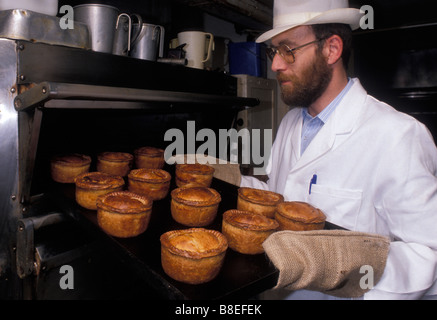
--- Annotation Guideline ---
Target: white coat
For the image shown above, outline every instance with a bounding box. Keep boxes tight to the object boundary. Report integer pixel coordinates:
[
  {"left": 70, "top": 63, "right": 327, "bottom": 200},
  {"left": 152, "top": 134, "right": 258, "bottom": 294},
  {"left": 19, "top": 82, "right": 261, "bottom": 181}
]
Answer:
[{"left": 241, "top": 78, "right": 437, "bottom": 300}]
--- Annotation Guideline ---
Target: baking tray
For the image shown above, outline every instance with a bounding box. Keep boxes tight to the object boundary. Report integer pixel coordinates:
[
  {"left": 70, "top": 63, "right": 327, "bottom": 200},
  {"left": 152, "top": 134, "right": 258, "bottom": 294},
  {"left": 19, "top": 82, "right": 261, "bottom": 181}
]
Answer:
[
  {"left": 0, "top": 9, "right": 90, "bottom": 49},
  {"left": 50, "top": 165, "right": 343, "bottom": 300}
]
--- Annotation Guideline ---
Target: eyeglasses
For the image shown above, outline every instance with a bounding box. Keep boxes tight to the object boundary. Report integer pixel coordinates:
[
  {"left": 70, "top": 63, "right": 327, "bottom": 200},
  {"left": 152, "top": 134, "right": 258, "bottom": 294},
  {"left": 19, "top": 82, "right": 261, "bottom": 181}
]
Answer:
[{"left": 266, "top": 38, "right": 326, "bottom": 64}]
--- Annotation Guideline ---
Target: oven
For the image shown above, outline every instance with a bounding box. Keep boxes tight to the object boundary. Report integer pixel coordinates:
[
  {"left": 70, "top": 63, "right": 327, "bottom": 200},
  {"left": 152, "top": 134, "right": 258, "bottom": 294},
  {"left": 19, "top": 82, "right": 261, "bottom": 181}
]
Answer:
[
  {"left": 0, "top": 10, "right": 278, "bottom": 300},
  {"left": 353, "top": 22, "right": 437, "bottom": 142}
]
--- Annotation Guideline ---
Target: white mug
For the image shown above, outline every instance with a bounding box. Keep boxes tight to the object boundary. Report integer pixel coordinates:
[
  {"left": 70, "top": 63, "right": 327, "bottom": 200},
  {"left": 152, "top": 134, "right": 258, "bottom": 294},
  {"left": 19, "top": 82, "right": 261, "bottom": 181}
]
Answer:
[{"left": 177, "top": 31, "right": 214, "bottom": 69}]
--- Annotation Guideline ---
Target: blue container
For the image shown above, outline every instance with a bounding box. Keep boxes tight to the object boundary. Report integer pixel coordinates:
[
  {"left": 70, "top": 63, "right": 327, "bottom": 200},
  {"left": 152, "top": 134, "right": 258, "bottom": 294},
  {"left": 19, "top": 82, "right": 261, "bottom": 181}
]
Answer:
[{"left": 228, "top": 42, "right": 267, "bottom": 78}]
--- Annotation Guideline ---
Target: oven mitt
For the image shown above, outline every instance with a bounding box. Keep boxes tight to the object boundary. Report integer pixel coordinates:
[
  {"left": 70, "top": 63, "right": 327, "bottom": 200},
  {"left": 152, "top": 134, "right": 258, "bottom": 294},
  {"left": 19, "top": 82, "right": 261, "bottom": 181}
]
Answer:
[
  {"left": 168, "top": 154, "right": 241, "bottom": 186},
  {"left": 208, "top": 160, "right": 241, "bottom": 186},
  {"left": 262, "top": 230, "right": 390, "bottom": 298}
]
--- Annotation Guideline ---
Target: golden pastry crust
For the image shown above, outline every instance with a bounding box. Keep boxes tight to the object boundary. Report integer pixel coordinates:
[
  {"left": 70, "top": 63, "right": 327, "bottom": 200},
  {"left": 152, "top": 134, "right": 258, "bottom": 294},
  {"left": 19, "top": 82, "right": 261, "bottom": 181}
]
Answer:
[
  {"left": 161, "top": 228, "right": 228, "bottom": 259},
  {"left": 275, "top": 201, "right": 326, "bottom": 231},
  {"left": 50, "top": 153, "right": 92, "bottom": 183},
  {"left": 237, "top": 187, "right": 284, "bottom": 218},
  {"left": 134, "top": 146, "right": 165, "bottom": 169},
  {"left": 223, "top": 209, "right": 279, "bottom": 231},
  {"left": 171, "top": 187, "right": 221, "bottom": 206},
  {"left": 74, "top": 172, "right": 125, "bottom": 210},
  {"left": 96, "top": 191, "right": 152, "bottom": 238},
  {"left": 97, "top": 152, "right": 133, "bottom": 177},
  {"left": 160, "top": 228, "right": 228, "bottom": 284},
  {"left": 222, "top": 210, "right": 279, "bottom": 254},
  {"left": 75, "top": 171, "right": 125, "bottom": 190},
  {"left": 97, "top": 191, "right": 152, "bottom": 213},
  {"left": 128, "top": 168, "right": 171, "bottom": 200},
  {"left": 175, "top": 163, "right": 215, "bottom": 188},
  {"left": 170, "top": 187, "right": 221, "bottom": 227}
]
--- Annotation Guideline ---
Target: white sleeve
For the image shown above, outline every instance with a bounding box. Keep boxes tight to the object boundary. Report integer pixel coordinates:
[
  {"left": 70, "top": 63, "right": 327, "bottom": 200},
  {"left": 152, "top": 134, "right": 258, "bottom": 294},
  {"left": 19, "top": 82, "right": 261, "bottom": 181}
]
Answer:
[{"left": 366, "top": 121, "right": 437, "bottom": 299}]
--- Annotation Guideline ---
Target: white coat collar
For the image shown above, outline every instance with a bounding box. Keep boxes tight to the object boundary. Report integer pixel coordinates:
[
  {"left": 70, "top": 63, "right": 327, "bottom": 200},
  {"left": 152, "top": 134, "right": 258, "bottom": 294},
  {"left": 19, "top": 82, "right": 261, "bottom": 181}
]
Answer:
[{"left": 291, "top": 78, "right": 368, "bottom": 171}]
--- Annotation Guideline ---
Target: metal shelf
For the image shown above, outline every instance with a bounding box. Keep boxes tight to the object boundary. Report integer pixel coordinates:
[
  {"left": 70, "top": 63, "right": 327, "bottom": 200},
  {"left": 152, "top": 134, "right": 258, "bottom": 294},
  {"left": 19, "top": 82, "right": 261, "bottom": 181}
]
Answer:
[{"left": 14, "top": 82, "right": 259, "bottom": 112}]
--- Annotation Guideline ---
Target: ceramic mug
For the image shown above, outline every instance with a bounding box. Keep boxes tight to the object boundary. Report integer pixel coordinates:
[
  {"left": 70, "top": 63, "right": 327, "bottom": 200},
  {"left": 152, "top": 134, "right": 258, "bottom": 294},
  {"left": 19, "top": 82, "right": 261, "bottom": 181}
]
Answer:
[{"left": 177, "top": 31, "right": 214, "bottom": 69}]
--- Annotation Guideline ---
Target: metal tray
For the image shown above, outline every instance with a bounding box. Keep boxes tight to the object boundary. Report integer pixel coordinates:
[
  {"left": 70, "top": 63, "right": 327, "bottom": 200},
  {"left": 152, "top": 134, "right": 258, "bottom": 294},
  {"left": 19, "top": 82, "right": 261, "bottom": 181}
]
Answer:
[
  {"left": 0, "top": 9, "right": 90, "bottom": 49},
  {"left": 49, "top": 166, "right": 344, "bottom": 300}
]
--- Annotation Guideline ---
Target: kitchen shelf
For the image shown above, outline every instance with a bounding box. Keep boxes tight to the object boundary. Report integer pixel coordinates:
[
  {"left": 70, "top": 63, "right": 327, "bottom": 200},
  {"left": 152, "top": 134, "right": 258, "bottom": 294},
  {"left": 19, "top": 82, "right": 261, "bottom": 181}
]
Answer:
[{"left": 14, "top": 82, "right": 259, "bottom": 112}]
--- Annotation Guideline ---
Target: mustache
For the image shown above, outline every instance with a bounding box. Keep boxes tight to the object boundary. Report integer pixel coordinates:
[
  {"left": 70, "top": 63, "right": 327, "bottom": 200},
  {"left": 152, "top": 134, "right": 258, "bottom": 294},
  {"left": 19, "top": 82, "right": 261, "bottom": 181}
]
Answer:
[{"left": 277, "top": 73, "right": 296, "bottom": 83}]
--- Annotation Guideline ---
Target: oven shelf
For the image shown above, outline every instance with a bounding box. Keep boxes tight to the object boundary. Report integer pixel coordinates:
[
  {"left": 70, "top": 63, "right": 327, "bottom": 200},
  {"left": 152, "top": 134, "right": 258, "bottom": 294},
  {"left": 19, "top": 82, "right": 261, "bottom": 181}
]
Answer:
[{"left": 14, "top": 82, "right": 259, "bottom": 112}]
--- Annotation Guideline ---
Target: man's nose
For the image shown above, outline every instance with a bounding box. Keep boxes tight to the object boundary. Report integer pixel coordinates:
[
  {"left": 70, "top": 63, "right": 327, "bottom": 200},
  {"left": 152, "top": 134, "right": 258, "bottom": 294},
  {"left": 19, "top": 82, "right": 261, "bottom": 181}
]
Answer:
[{"left": 271, "top": 54, "right": 288, "bottom": 73}]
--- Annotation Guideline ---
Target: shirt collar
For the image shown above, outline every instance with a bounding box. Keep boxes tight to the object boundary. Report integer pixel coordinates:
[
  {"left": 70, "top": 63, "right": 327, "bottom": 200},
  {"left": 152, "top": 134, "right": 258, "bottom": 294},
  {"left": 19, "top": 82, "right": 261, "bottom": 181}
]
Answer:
[{"left": 302, "top": 77, "right": 353, "bottom": 124}]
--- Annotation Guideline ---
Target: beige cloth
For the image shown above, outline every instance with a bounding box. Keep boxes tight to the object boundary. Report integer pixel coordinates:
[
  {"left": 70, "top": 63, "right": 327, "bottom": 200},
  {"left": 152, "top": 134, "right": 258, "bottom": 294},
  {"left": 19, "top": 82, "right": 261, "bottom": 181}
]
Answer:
[
  {"left": 169, "top": 154, "right": 241, "bottom": 186},
  {"left": 208, "top": 162, "right": 241, "bottom": 186},
  {"left": 263, "top": 230, "right": 390, "bottom": 298}
]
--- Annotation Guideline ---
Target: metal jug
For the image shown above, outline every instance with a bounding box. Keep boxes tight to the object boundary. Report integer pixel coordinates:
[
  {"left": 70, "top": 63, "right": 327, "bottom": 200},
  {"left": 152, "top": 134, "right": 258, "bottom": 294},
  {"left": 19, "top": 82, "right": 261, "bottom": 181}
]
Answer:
[
  {"left": 130, "top": 23, "right": 165, "bottom": 61},
  {"left": 113, "top": 14, "right": 143, "bottom": 56},
  {"left": 74, "top": 4, "right": 120, "bottom": 53}
]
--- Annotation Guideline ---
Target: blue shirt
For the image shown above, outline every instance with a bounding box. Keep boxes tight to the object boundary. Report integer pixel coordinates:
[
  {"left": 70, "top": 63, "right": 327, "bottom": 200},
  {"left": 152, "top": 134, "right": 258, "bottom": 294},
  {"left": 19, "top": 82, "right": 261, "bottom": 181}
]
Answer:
[{"left": 300, "top": 78, "right": 353, "bottom": 155}]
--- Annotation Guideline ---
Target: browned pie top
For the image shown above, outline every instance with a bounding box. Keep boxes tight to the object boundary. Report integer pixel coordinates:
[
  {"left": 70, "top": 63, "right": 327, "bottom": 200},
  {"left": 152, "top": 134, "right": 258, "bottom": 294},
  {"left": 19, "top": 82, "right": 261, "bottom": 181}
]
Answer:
[
  {"left": 176, "top": 163, "right": 214, "bottom": 175},
  {"left": 128, "top": 168, "right": 171, "bottom": 183},
  {"left": 96, "top": 191, "right": 152, "bottom": 214},
  {"left": 134, "top": 146, "right": 164, "bottom": 158},
  {"left": 238, "top": 187, "right": 284, "bottom": 206},
  {"left": 276, "top": 201, "right": 326, "bottom": 223},
  {"left": 98, "top": 152, "right": 133, "bottom": 162},
  {"left": 171, "top": 187, "right": 221, "bottom": 207},
  {"left": 223, "top": 210, "right": 279, "bottom": 231},
  {"left": 51, "top": 153, "right": 91, "bottom": 167},
  {"left": 74, "top": 172, "right": 125, "bottom": 190},
  {"left": 160, "top": 228, "right": 228, "bottom": 259}
]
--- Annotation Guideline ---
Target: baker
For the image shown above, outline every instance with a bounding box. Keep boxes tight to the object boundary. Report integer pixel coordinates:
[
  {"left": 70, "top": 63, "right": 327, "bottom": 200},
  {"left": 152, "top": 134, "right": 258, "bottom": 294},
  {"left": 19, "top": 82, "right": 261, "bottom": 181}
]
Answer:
[{"left": 210, "top": 0, "right": 437, "bottom": 300}]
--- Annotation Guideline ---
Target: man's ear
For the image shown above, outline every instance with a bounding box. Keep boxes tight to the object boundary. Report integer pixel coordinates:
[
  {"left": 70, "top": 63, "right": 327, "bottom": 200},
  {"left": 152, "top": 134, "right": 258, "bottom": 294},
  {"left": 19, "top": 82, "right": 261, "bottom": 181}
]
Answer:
[{"left": 323, "top": 35, "right": 343, "bottom": 66}]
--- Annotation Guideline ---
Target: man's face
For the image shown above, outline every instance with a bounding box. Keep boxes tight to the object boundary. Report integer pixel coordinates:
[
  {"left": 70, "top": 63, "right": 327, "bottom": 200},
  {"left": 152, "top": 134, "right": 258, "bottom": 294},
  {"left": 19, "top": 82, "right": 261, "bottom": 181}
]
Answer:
[{"left": 271, "top": 26, "right": 332, "bottom": 108}]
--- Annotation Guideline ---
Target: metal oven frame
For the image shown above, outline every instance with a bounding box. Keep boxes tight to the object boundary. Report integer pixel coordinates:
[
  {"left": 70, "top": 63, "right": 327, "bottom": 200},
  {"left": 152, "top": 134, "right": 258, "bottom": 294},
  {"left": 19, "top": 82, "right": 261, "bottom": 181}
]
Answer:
[{"left": 0, "top": 38, "right": 259, "bottom": 299}]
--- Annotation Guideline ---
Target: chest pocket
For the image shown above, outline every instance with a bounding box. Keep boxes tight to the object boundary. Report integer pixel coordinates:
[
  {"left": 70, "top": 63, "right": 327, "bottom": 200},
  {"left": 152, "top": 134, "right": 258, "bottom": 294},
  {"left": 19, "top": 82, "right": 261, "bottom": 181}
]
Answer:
[{"left": 308, "top": 184, "right": 363, "bottom": 230}]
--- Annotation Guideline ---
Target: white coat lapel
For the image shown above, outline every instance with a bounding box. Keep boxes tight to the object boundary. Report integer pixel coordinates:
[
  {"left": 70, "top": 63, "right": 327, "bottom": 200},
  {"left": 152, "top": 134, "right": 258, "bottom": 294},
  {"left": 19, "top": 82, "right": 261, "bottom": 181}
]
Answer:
[
  {"left": 290, "top": 79, "right": 367, "bottom": 173},
  {"left": 288, "top": 111, "right": 303, "bottom": 167}
]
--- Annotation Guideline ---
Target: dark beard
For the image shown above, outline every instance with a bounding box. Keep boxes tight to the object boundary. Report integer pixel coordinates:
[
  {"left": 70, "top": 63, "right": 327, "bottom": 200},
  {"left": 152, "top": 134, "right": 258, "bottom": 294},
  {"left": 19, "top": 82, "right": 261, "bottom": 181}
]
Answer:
[{"left": 278, "top": 51, "right": 333, "bottom": 108}]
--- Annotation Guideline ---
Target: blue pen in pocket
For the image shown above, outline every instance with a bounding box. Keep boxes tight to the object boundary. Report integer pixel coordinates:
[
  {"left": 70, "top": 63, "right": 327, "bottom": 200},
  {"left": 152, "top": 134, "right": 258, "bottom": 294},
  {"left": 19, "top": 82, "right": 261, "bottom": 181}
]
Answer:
[{"left": 309, "top": 174, "right": 317, "bottom": 194}]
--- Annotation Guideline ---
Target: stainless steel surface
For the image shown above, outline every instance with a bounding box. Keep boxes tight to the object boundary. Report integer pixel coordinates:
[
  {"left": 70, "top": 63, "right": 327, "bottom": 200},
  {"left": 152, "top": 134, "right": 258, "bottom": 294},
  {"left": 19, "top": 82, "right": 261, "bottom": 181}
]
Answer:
[
  {"left": 235, "top": 75, "right": 277, "bottom": 172},
  {"left": 0, "top": 39, "right": 21, "bottom": 298},
  {"left": 18, "top": 108, "right": 43, "bottom": 205},
  {"left": 14, "top": 82, "right": 258, "bottom": 112},
  {"left": 74, "top": 4, "right": 120, "bottom": 53},
  {"left": 0, "top": 39, "right": 20, "bottom": 239},
  {"left": 157, "top": 58, "right": 187, "bottom": 65},
  {"left": 113, "top": 14, "right": 143, "bottom": 56},
  {"left": 0, "top": 9, "right": 90, "bottom": 49},
  {"left": 112, "top": 14, "right": 132, "bottom": 56},
  {"left": 130, "top": 23, "right": 165, "bottom": 61},
  {"left": 0, "top": 0, "right": 58, "bottom": 16}
]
